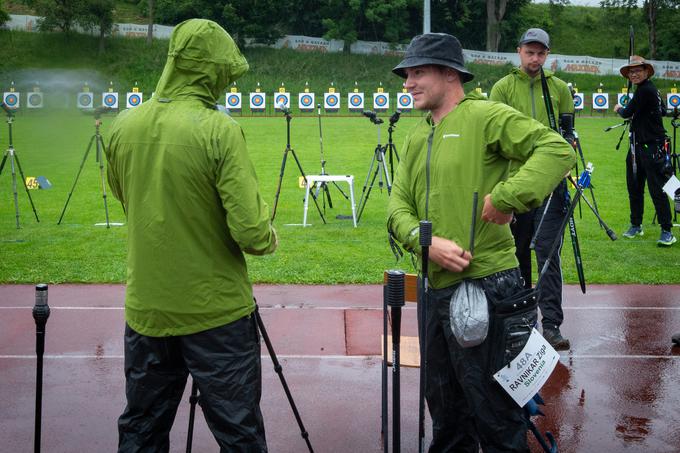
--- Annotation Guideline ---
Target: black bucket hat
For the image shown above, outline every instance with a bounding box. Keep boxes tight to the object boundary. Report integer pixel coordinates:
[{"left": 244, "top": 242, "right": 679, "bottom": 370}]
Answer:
[{"left": 392, "top": 33, "right": 474, "bottom": 83}]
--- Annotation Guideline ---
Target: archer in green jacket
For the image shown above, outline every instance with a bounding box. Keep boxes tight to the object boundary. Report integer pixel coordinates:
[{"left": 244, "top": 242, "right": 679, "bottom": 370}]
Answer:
[
  {"left": 389, "top": 33, "right": 575, "bottom": 452},
  {"left": 489, "top": 27, "right": 575, "bottom": 351},
  {"left": 107, "top": 19, "right": 275, "bottom": 451}
]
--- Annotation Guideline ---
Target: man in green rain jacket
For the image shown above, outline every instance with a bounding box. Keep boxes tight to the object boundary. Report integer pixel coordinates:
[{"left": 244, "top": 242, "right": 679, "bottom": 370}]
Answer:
[
  {"left": 106, "top": 19, "right": 276, "bottom": 452},
  {"left": 490, "top": 28, "right": 575, "bottom": 351},
  {"left": 388, "top": 33, "right": 574, "bottom": 452}
]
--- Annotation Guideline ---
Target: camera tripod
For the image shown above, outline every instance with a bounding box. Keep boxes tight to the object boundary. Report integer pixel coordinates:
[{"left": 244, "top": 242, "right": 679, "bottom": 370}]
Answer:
[
  {"left": 314, "top": 104, "right": 349, "bottom": 215},
  {"left": 186, "top": 304, "right": 314, "bottom": 453},
  {"left": 356, "top": 110, "right": 397, "bottom": 223},
  {"left": 0, "top": 106, "right": 40, "bottom": 228},
  {"left": 271, "top": 106, "right": 326, "bottom": 224},
  {"left": 57, "top": 108, "right": 112, "bottom": 227}
]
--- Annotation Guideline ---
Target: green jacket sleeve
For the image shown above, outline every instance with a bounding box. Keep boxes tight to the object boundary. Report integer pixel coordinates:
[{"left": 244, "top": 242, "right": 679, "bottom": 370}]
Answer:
[
  {"left": 486, "top": 103, "right": 576, "bottom": 213},
  {"left": 387, "top": 134, "right": 422, "bottom": 252},
  {"left": 215, "top": 126, "right": 277, "bottom": 256}
]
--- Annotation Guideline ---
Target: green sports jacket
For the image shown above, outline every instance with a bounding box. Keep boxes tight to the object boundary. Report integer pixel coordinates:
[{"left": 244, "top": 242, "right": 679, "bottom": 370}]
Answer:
[
  {"left": 489, "top": 67, "right": 574, "bottom": 125},
  {"left": 387, "top": 91, "right": 576, "bottom": 290},
  {"left": 106, "top": 19, "right": 277, "bottom": 337}
]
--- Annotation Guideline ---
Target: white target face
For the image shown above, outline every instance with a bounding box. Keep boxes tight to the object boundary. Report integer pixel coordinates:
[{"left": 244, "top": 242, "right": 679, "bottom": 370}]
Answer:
[
  {"left": 397, "top": 93, "right": 413, "bottom": 110},
  {"left": 102, "top": 92, "right": 119, "bottom": 108},
  {"left": 249, "top": 93, "right": 265, "bottom": 109},
  {"left": 373, "top": 93, "right": 389, "bottom": 110},
  {"left": 275, "top": 93, "right": 290, "bottom": 109},
  {"left": 226, "top": 93, "right": 242, "bottom": 109},
  {"left": 299, "top": 93, "right": 314, "bottom": 109},
  {"left": 348, "top": 93, "right": 364, "bottom": 110},
  {"left": 593, "top": 93, "right": 609, "bottom": 109},
  {"left": 127, "top": 92, "right": 143, "bottom": 108},
  {"left": 573, "top": 93, "right": 584, "bottom": 110},
  {"left": 668, "top": 93, "right": 680, "bottom": 109},
  {"left": 324, "top": 93, "right": 339, "bottom": 110},
  {"left": 3, "top": 92, "right": 20, "bottom": 109},
  {"left": 27, "top": 92, "right": 43, "bottom": 108}
]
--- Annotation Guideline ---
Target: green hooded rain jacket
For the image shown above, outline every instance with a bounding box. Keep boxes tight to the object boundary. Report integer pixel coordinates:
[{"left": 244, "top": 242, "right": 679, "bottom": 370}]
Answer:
[{"left": 106, "top": 19, "right": 277, "bottom": 337}]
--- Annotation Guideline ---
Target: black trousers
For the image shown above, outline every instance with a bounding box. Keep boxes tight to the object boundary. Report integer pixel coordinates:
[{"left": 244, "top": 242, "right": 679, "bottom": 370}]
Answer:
[
  {"left": 118, "top": 315, "right": 267, "bottom": 453},
  {"left": 626, "top": 142, "right": 672, "bottom": 231},
  {"left": 511, "top": 181, "right": 567, "bottom": 328},
  {"left": 422, "top": 268, "right": 532, "bottom": 453}
]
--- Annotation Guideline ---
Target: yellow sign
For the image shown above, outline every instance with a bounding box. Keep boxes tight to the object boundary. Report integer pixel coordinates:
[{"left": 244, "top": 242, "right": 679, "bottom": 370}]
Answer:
[
  {"left": 132, "top": 87, "right": 139, "bottom": 93},
  {"left": 597, "top": 88, "right": 602, "bottom": 93},
  {"left": 278, "top": 87, "right": 286, "bottom": 93},
  {"left": 329, "top": 87, "right": 335, "bottom": 93},
  {"left": 298, "top": 176, "right": 307, "bottom": 189},
  {"left": 377, "top": 87, "right": 384, "bottom": 93},
  {"left": 230, "top": 86, "right": 238, "bottom": 93},
  {"left": 672, "top": 86, "right": 678, "bottom": 94},
  {"left": 621, "top": 87, "right": 628, "bottom": 94},
  {"left": 475, "top": 87, "right": 482, "bottom": 94},
  {"left": 25, "top": 177, "right": 40, "bottom": 190}
]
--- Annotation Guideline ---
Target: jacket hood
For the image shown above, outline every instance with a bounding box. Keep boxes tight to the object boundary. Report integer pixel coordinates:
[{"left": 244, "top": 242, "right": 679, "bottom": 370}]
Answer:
[{"left": 154, "top": 19, "right": 249, "bottom": 105}]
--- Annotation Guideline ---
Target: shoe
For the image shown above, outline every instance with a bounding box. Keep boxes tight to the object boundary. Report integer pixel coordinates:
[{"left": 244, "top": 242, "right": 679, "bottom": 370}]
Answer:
[
  {"left": 543, "top": 326, "right": 570, "bottom": 351},
  {"left": 657, "top": 230, "right": 676, "bottom": 247},
  {"left": 622, "top": 225, "right": 644, "bottom": 238}
]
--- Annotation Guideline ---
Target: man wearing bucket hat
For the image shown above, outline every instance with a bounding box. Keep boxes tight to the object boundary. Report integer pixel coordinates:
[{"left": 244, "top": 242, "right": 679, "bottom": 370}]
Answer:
[
  {"left": 107, "top": 19, "right": 277, "bottom": 451},
  {"left": 388, "top": 33, "right": 575, "bottom": 452},
  {"left": 490, "top": 28, "right": 575, "bottom": 351},
  {"left": 614, "top": 55, "right": 674, "bottom": 246}
]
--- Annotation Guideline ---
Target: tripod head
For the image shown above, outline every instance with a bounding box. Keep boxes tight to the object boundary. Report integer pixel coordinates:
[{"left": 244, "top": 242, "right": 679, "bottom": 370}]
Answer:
[
  {"left": 389, "top": 109, "right": 401, "bottom": 127},
  {"left": 83, "top": 106, "right": 113, "bottom": 120},
  {"left": 671, "top": 108, "right": 679, "bottom": 129},
  {"left": 603, "top": 119, "right": 629, "bottom": 132},
  {"left": 1, "top": 101, "right": 15, "bottom": 118},
  {"left": 278, "top": 102, "right": 292, "bottom": 119},
  {"left": 363, "top": 110, "right": 384, "bottom": 125}
]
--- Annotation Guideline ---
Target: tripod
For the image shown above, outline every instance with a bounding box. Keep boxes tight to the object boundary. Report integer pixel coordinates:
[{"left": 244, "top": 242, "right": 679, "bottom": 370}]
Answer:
[
  {"left": 0, "top": 107, "right": 40, "bottom": 228},
  {"left": 186, "top": 304, "right": 313, "bottom": 453},
  {"left": 314, "top": 104, "right": 348, "bottom": 213},
  {"left": 385, "top": 110, "right": 401, "bottom": 181},
  {"left": 271, "top": 106, "right": 326, "bottom": 224},
  {"left": 357, "top": 110, "right": 393, "bottom": 223},
  {"left": 58, "top": 108, "right": 112, "bottom": 227}
]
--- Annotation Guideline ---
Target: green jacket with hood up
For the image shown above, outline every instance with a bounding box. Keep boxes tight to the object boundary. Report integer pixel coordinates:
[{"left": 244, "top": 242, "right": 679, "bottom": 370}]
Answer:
[
  {"left": 106, "top": 19, "right": 277, "bottom": 337},
  {"left": 387, "top": 91, "right": 575, "bottom": 290}
]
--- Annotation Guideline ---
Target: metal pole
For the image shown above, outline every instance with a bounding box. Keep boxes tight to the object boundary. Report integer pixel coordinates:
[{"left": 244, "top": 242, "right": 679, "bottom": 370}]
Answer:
[{"left": 32, "top": 284, "right": 50, "bottom": 453}]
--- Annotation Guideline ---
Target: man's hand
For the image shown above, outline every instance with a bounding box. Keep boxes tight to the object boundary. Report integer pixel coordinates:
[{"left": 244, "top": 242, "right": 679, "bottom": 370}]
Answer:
[
  {"left": 429, "top": 236, "right": 471, "bottom": 273},
  {"left": 614, "top": 104, "right": 622, "bottom": 113},
  {"left": 481, "top": 194, "right": 513, "bottom": 225}
]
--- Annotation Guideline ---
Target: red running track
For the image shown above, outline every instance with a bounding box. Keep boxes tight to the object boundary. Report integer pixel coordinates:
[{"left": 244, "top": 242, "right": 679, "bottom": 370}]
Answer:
[{"left": 1, "top": 284, "right": 680, "bottom": 452}]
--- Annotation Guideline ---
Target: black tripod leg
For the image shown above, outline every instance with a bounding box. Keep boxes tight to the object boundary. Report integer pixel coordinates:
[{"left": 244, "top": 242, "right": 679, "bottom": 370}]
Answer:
[
  {"left": 271, "top": 148, "right": 290, "bottom": 222},
  {"left": 58, "top": 135, "right": 95, "bottom": 225},
  {"left": 0, "top": 151, "right": 8, "bottom": 175},
  {"left": 254, "top": 305, "right": 314, "bottom": 453},
  {"left": 356, "top": 167, "right": 380, "bottom": 223},
  {"left": 12, "top": 152, "right": 40, "bottom": 223},
  {"left": 186, "top": 380, "right": 199, "bottom": 453},
  {"left": 96, "top": 135, "right": 111, "bottom": 228},
  {"left": 567, "top": 213, "right": 586, "bottom": 294},
  {"left": 418, "top": 221, "right": 432, "bottom": 453}
]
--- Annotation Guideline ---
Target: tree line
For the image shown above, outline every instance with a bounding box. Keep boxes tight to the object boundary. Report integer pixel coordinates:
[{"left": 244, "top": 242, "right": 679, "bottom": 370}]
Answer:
[{"left": 1, "top": 0, "right": 678, "bottom": 59}]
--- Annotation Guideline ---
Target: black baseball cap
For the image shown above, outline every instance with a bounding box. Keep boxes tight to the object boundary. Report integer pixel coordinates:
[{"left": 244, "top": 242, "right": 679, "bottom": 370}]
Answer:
[{"left": 392, "top": 33, "right": 474, "bottom": 83}]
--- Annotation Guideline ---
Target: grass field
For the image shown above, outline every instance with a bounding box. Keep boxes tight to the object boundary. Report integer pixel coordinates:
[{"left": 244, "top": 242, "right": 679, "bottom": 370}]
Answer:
[{"left": 0, "top": 108, "right": 678, "bottom": 285}]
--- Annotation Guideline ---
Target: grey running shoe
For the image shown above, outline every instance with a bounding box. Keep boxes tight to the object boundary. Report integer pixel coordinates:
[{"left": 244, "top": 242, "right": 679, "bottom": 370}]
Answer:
[
  {"left": 543, "top": 326, "right": 570, "bottom": 351},
  {"left": 622, "top": 225, "right": 644, "bottom": 238},
  {"left": 672, "top": 333, "right": 680, "bottom": 347},
  {"left": 657, "top": 230, "right": 677, "bottom": 246}
]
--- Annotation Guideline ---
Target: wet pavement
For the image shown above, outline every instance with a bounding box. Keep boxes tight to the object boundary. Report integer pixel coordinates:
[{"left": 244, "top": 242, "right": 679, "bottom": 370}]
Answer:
[{"left": 1, "top": 284, "right": 680, "bottom": 452}]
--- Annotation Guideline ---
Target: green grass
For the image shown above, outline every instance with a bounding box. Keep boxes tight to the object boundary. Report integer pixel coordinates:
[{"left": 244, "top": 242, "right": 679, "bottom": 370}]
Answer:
[{"left": 1, "top": 110, "right": 678, "bottom": 284}]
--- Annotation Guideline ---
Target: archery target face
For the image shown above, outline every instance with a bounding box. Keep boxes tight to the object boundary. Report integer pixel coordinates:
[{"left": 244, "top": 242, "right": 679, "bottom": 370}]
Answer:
[
  {"left": 275, "top": 93, "right": 290, "bottom": 109},
  {"left": 226, "top": 93, "right": 242, "bottom": 109},
  {"left": 3, "top": 92, "right": 20, "bottom": 109},
  {"left": 324, "top": 92, "right": 339, "bottom": 110},
  {"left": 27, "top": 92, "right": 43, "bottom": 109},
  {"left": 77, "top": 92, "right": 94, "bottom": 109},
  {"left": 126, "top": 92, "right": 143, "bottom": 108},
  {"left": 249, "top": 93, "right": 265, "bottom": 110},
  {"left": 373, "top": 93, "right": 389, "bottom": 110},
  {"left": 348, "top": 93, "right": 364, "bottom": 110},
  {"left": 298, "top": 93, "right": 315, "bottom": 109},
  {"left": 668, "top": 93, "right": 680, "bottom": 109},
  {"left": 397, "top": 93, "right": 413, "bottom": 110},
  {"left": 592, "top": 93, "right": 609, "bottom": 109},
  {"left": 573, "top": 93, "right": 584, "bottom": 110},
  {"left": 102, "top": 92, "right": 119, "bottom": 109},
  {"left": 617, "top": 93, "right": 633, "bottom": 107}
]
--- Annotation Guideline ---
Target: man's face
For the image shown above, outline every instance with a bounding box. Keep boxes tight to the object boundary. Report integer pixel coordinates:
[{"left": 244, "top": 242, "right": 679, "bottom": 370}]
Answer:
[
  {"left": 403, "top": 65, "right": 450, "bottom": 111},
  {"left": 518, "top": 42, "right": 548, "bottom": 77},
  {"left": 627, "top": 66, "right": 649, "bottom": 84}
]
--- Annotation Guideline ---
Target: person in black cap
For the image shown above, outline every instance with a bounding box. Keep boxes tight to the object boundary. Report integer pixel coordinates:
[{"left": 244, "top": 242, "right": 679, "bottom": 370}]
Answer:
[
  {"left": 388, "top": 33, "right": 575, "bottom": 452},
  {"left": 614, "top": 56, "right": 675, "bottom": 246},
  {"left": 489, "top": 27, "right": 575, "bottom": 351}
]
